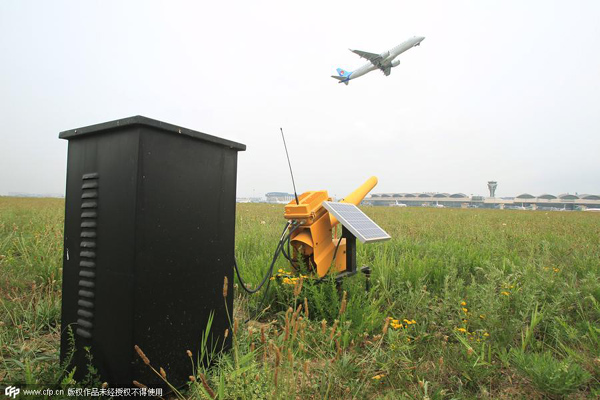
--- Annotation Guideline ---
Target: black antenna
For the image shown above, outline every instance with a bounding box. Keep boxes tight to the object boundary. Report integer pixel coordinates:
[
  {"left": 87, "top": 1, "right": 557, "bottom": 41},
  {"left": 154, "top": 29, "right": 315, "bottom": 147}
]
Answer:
[{"left": 280, "top": 127, "right": 299, "bottom": 205}]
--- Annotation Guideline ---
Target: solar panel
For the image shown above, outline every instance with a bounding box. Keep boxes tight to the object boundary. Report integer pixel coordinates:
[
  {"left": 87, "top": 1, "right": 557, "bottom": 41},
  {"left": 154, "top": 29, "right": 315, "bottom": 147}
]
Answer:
[{"left": 323, "top": 202, "right": 391, "bottom": 244}]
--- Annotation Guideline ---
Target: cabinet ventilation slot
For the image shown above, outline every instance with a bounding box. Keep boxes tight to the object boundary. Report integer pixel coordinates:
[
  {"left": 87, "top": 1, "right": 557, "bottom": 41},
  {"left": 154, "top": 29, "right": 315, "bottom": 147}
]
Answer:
[{"left": 76, "top": 172, "right": 99, "bottom": 339}]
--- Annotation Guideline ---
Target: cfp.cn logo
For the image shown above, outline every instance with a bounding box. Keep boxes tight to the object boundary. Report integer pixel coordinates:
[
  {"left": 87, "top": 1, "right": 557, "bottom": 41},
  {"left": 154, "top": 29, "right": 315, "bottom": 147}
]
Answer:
[{"left": 4, "top": 386, "right": 20, "bottom": 398}]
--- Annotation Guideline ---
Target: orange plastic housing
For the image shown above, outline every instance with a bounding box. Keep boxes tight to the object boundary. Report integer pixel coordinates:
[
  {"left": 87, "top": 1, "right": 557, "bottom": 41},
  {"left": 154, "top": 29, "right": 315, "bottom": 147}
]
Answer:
[
  {"left": 283, "top": 177, "right": 379, "bottom": 277},
  {"left": 283, "top": 190, "right": 330, "bottom": 224}
]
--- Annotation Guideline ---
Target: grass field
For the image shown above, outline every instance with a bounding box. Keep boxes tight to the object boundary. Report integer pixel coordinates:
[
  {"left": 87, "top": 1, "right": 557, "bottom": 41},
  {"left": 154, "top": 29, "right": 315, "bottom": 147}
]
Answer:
[{"left": 1, "top": 197, "right": 599, "bottom": 399}]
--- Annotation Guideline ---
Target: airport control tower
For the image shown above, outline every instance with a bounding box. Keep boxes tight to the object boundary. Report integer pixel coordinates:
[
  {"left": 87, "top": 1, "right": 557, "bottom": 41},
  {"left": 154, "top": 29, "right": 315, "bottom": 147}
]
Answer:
[{"left": 487, "top": 181, "right": 498, "bottom": 198}]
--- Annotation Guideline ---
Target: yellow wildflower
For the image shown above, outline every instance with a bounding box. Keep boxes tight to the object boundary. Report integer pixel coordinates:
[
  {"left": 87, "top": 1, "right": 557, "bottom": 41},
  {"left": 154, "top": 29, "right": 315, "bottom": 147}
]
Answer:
[
  {"left": 462, "top": 308, "right": 468, "bottom": 313},
  {"left": 461, "top": 301, "right": 466, "bottom": 306},
  {"left": 501, "top": 291, "right": 510, "bottom": 296},
  {"left": 479, "top": 314, "right": 485, "bottom": 319},
  {"left": 282, "top": 277, "right": 296, "bottom": 285},
  {"left": 456, "top": 327, "right": 467, "bottom": 333},
  {"left": 372, "top": 374, "right": 385, "bottom": 380}
]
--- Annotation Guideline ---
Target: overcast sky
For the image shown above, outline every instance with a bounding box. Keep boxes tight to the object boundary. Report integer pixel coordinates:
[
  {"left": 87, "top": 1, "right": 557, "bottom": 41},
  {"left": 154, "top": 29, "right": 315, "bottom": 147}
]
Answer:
[{"left": 1, "top": 0, "right": 599, "bottom": 198}]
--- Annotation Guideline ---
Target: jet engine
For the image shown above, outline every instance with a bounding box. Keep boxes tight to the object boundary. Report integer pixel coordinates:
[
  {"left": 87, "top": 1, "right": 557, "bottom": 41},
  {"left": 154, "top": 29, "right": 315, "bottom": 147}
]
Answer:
[{"left": 391, "top": 60, "right": 401, "bottom": 67}]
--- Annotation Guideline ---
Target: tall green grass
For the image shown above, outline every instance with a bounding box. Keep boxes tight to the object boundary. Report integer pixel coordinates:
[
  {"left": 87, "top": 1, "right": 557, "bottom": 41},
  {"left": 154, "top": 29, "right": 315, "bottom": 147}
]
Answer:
[
  {"left": 0, "top": 197, "right": 64, "bottom": 385},
  {"left": 2, "top": 198, "right": 599, "bottom": 398}
]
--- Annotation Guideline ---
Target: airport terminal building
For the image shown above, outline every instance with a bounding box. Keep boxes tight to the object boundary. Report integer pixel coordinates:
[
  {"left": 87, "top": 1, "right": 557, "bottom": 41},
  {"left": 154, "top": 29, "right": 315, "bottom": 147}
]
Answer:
[
  {"left": 365, "top": 192, "right": 600, "bottom": 211},
  {"left": 265, "top": 192, "right": 295, "bottom": 203}
]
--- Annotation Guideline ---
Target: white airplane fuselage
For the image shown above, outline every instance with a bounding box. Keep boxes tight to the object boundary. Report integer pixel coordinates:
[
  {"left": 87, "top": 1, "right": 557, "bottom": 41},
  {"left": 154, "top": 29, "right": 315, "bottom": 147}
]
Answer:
[{"left": 334, "top": 36, "right": 425, "bottom": 84}]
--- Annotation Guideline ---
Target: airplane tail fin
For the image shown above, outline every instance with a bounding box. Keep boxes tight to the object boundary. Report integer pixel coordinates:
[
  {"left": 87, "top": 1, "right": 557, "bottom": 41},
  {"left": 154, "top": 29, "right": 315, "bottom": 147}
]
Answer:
[
  {"left": 336, "top": 68, "right": 352, "bottom": 77},
  {"left": 332, "top": 68, "right": 351, "bottom": 85}
]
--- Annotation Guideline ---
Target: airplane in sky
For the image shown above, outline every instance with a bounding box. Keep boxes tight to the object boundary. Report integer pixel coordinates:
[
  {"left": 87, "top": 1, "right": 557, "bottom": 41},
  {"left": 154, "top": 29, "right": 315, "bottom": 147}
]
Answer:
[{"left": 331, "top": 36, "right": 425, "bottom": 85}]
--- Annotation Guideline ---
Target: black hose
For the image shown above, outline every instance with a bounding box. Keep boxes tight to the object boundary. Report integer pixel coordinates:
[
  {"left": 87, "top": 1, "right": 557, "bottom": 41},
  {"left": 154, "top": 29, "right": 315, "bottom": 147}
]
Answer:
[
  {"left": 234, "top": 222, "right": 346, "bottom": 318},
  {"left": 233, "top": 222, "right": 301, "bottom": 321},
  {"left": 253, "top": 223, "right": 300, "bottom": 318},
  {"left": 280, "top": 231, "right": 292, "bottom": 262},
  {"left": 233, "top": 222, "right": 297, "bottom": 294},
  {"left": 286, "top": 229, "right": 293, "bottom": 261},
  {"left": 280, "top": 225, "right": 297, "bottom": 263}
]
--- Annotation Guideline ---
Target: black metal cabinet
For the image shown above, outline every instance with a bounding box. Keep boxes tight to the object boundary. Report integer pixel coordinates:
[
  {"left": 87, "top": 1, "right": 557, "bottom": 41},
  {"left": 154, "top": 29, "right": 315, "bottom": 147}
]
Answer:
[{"left": 59, "top": 116, "right": 245, "bottom": 388}]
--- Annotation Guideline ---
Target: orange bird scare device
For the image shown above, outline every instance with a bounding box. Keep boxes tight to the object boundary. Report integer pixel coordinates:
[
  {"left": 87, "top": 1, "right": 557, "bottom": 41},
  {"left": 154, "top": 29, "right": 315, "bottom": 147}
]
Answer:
[
  {"left": 283, "top": 176, "right": 389, "bottom": 279},
  {"left": 234, "top": 129, "right": 391, "bottom": 299}
]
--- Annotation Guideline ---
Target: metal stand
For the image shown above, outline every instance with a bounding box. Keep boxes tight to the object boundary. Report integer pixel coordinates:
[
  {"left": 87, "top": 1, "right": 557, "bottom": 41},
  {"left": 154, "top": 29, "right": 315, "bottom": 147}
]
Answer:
[{"left": 335, "top": 226, "right": 372, "bottom": 291}]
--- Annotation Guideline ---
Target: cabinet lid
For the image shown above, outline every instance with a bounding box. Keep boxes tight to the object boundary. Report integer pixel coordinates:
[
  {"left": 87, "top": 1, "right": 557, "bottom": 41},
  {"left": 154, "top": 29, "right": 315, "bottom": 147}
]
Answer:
[{"left": 59, "top": 115, "right": 246, "bottom": 151}]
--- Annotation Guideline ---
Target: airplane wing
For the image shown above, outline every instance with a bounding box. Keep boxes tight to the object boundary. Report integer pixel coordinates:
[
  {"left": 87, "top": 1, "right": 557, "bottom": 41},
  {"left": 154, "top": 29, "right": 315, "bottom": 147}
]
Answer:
[{"left": 350, "top": 49, "right": 382, "bottom": 64}]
